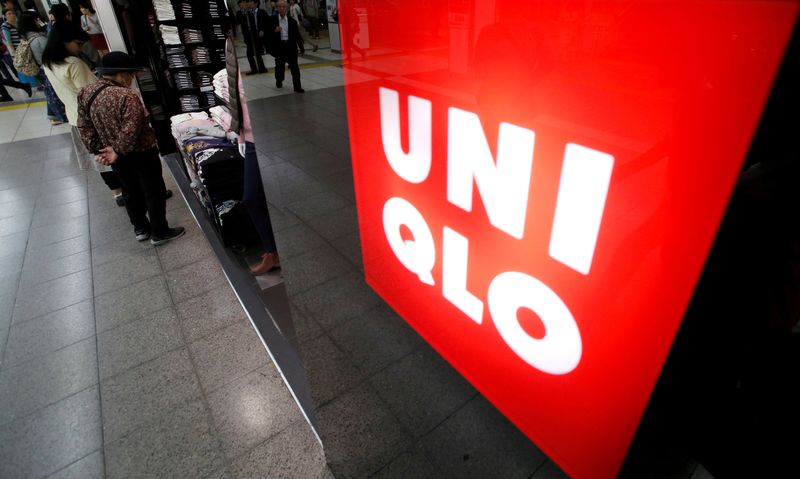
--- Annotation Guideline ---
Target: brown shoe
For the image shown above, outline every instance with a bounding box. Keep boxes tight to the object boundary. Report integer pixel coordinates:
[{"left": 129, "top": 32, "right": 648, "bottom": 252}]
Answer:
[{"left": 250, "top": 252, "right": 280, "bottom": 275}]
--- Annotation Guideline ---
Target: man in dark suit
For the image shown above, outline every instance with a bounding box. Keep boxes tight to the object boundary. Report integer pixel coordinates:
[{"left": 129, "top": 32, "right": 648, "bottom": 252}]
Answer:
[
  {"left": 267, "top": 0, "right": 304, "bottom": 92},
  {"left": 235, "top": 0, "right": 268, "bottom": 74}
]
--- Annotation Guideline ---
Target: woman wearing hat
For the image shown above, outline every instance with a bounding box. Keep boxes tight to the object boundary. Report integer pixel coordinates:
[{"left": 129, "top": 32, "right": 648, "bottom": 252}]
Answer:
[{"left": 77, "top": 51, "right": 185, "bottom": 246}]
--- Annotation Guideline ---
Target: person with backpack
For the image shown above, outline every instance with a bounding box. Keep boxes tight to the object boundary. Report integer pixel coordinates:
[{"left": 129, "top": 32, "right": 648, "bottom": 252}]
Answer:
[
  {"left": 1, "top": 8, "right": 20, "bottom": 78},
  {"left": 16, "top": 11, "right": 66, "bottom": 123}
]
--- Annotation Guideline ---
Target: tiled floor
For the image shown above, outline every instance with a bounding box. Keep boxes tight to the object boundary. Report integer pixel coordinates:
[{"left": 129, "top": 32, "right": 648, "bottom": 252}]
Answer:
[{"left": 0, "top": 45, "right": 717, "bottom": 479}]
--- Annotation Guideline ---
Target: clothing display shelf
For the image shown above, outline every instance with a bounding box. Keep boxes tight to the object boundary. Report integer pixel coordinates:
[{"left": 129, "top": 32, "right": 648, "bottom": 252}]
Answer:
[{"left": 150, "top": 0, "right": 232, "bottom": 114}]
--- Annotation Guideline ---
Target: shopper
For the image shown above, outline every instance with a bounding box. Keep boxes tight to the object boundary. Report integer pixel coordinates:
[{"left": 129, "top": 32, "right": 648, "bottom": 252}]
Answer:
[
  {"left": 235, "top": 0, "right": 268, "bottom": 75},
  {"left": 1, "top": 8, "right": 19, "bottom": 77},
  {"left": 289, "top": 0, "right": 317, "bottom": 53},
  {"left": 301, "top": 0, "right": 319, "bottom": 39},
  {"left": 44, "top": 22, "right": 126, "bottom": 206},
  {"left": 16, "top": 11, "right": 65, "bottom": 123},
  {"left": 78, "top": 2, "right": 107, "bottom": 54},
  {"left": 77, "top": 52, "right": 184, "bottom": 245},
  {"left": 268, "top": 0, "right": 304, "bottom": 92},
  {"left": 48, "top": 2, "right": 101, "bottom": 68}
]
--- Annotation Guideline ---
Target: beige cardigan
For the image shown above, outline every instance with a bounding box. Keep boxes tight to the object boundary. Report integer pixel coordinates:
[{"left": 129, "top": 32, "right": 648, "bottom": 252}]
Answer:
[{"left": 44, "top": 57, "right": 97, "bottom": 126}]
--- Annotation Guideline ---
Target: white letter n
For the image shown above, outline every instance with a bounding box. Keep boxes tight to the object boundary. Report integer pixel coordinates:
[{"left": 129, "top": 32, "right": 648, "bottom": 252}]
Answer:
[
  {"left": 447, "top": 107, "right": 535, "bottom": 239},
  {"left": 379, "top": 87, "right": 432, "bottom": 184}
]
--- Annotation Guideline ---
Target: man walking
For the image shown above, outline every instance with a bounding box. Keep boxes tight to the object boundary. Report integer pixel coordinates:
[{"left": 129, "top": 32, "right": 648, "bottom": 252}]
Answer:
[
  {"left": 235, "top": 0, "right": 268, "bottom": 75},
  {"left": 268, "top": 0, "right": 304, "bottom": 93},
  {"left": 77, "top": 52, "right": 184, "bottom": 245}
]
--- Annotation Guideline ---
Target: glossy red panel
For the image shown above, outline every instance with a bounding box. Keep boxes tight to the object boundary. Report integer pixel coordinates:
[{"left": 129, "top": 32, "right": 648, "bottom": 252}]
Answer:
[{"left": 339, "top": 2, "right": 797, "bottom": 478}]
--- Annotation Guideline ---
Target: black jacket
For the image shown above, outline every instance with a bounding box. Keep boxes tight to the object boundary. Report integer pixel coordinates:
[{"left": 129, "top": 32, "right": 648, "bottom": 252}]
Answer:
[
  {"left": 236, "top": 8, "right": 269, "bottom": 47},
  {"left": 266, "top": 14, "right": 304, "bottom": 56}
]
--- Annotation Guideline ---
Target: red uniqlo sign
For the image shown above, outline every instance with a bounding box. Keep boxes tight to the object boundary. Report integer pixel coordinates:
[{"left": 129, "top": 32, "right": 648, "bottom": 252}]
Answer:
[{"left": 339, "top": 2, "right": 796, "bottom": 478}]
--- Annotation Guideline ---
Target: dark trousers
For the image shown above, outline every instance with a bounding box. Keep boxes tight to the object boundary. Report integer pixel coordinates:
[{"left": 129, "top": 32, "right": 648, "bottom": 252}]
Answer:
[
  {"left": 243, "top": 142, "right": 277, "bottom": 253},
  {"left": 0, "top": 77, "right": 27, "bottom": 101},
  {"left": 1, "top": 53, "right": 17, "bottom": 80},
  {"left": 100, "top": 171, "right": 122, "bottom": 190},
  {"left": 111, "top": 149, "right": 170, "bottom": 236},
  {"left": 245, "top": 39, "right": 267, "bottom": 73},
  {"left": 273, "top": 41, "right": 301, "bottom": 89}
]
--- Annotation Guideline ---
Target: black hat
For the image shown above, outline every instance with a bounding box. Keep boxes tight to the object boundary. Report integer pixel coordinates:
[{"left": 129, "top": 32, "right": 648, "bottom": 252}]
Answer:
[{"left": 97, "top": 51, "right": 146, "bottom": 75}]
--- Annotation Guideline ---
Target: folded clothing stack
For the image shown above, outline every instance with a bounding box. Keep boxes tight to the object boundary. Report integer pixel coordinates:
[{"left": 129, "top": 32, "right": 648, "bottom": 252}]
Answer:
[
  {"left": 166, "top": 46, "right": 189, "bottom": 68},
  {"left": 175, "top": 1, "right": 193, "bottom": 19},
  {"left": 153, "top": 0, "right": 175, "bottom": 20},
  {"left": 191, "top": 47, "right": 212, "bottom": 65},
  {"left": 206, "top": 0, "right": 226, "bottom": 19},
  {"left": 179, "top": 94, "right": 200, "bottom": 112},
  {"left": 182, "top": 28, "right": 204, "bottom": 44},
  {"left": 171, "top": 117, "right": 227, "bottom": 143},
  {"left": 209, "top": 105, "right": 232, "bottom": 132},
  {"left": 196, "top": 71, "right": 214, "bottom": 89},
  {"left": 159, "top": 25, "right": 180, "bottom": 45},
  {"left": 208, "top": 24, "right": 226, "bottom": 41},
  {"left": 137, "top": 71, "right": 157, "bottom": 92},
  {"left": 203, "top": 92, "right": 217, "bottom": 108},
  {"left": 173, "top": 70, "right": 195, "bottom": 89},
  {"left": 212, "top": 69, "right": 229, "bottom": 102}
]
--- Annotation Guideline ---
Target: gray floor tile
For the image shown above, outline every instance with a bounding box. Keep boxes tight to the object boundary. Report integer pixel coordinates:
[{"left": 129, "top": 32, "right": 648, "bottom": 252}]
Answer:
[
  {"left": 227, "top": 419, "right": 328, "bottom": 479},
  {"left": 30, "top": 200, "right": 88, "bottom": 228},
  {"left": 317, "top": 383, "right": 413, "bottom": 478},
  {"left": 296, "top": 333, "right": 362, "bottom": 406},
  {"left": 265, "top": 203, "right": 302, "bottom": 233},
  {"left": 273, "top": 223, "right": 327, "bottom": 260},
  {"left": 97, "top": 307, "right": 184, "bottom": 380},
  {"left": 104, "top": 399, "right": 224, "bottom": 479},
  {"left": 100, "top": 347, "right": 202, "bottom": 442},
  {"left": 303, "top": 205, "right": 358, "bottom": 241},
  {"left": 12, "top": 269, "right": 93, "bottom": 324},
  {"left": 0, "top": 184, "right": 38, "bottom": 204},
  {"left": 2, "top": 299, "right": 94, "bottom": 368},
  {"left": 331, "top": 230, "right": 363, "bottom": 270},
  {"left": 0, "top": 270, "right": 20, "bottom": 298},
  {"left": 0, "top": 326, "right": 7, "bottom": 370},
  {"left": 416, "top": 395, "right": 546, "bottom": 479},
  {"left": 92, "top": 248, "right": 162, "bottom": 296},
  {"left": 46, "top": 450, "right": 104, "bottom": 479},
  {"left": 39, "top": 174, "right": 87, "bottom": 195},
  {"left": 90, "top": 232, "right": 153, "bottom": 267},
  {"left": 188, "top": 320, "right": 269, "bottom": 393},
  {"left": 0, "top": 293, "right": 14, "bottom": 332},
  {"left": 0, "top": 338, "right": 97, "bottom": 425},
  {"left": 88, "top": 219, "right": 138, "bottom": 247},
  {"left": 292, "top": 270, "right": 383, "bottom": 330},
  {"left": 284, "top": 304, "right": 323, "bottom": 345},
  {"left": 19, "top": 250, "right": 91, "bottom": 288},
  {"left": 371, "top": 449, "right": 443, "bottom": 479},
  {"left": 282, "top": 245, "right": 354, "bottom": 295},
  {"left": 175, "top": 286, "right": 247, "bottom": 342},
  {"left": 207, "top": 365, "right": 303, "bottom": 459},
  {"left": 0, "top": 199, "right": 34, "bottom": 220},
  {"left": 94, "top": 275, "right": 172, "bottom": 333},
  {"left": 330, "top": 304, "right": 422, "bottom": 376},
  {"left": 0, "top": 249, "right": 24, "bottom": 276},
  {"left": 286, "top": 191, "right": 350, "bottom": 222},
  {"left": 27, "top": 216, "right": 89, "bottom": 249},
  {"left": 0, "top": 386, "right": 102, "bottom": 479},
  {"left": 369, "top": 346, "right": 477, "bottom": 437},
  {"left": 156, "top": 226, "right": 214, "bottom": 270},
  {"left": 165, "top": 255, "right": 227, "bottom": 304},
  {"left": 531, "top": 460, "right": 570, "bottom": 479},
  {"left": 24, "top": 234, "right": 90, "bottom": 266},
  {"left": 0, "top": 213, "right": 32, "bottom": 237},
  {"left": 1, "top": 229, "right": 30, "bottom": 259}
]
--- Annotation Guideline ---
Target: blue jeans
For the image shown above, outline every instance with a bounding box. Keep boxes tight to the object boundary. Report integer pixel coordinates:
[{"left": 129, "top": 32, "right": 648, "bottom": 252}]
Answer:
[{"left": 243, "top": 141, "right": 277, "bottom": 253}]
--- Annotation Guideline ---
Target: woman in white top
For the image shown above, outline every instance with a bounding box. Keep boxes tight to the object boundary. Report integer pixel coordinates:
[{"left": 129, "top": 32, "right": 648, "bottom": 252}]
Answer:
[
  {"left": 288, "top": 0, "right": 317, "bottom": 53},
  {"left": 79, "top": 1, "right": 107, "bottom": 54},
  {"left": 43, "top": 21, "right": 124, "bottom": 204}
]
